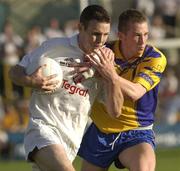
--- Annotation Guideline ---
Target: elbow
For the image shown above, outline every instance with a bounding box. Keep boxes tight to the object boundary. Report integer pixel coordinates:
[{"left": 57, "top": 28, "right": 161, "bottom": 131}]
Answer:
[
  {"left": 8, "top": 65, "right": 26, "bottom": 86},
  {"left": 131, "top": 95, "right": 140, "bottom": 102},
  {"left": 130, "top": 93, "right": 144, "bottom": 102},
  {"left": 109, "top": 97, "right": 124, "bottom": 118},
  {"left": 128, "top": 84, "right": 146, "bottom": 101},
  {"left": 108, "top": 105, "right": 123, "bottom": 119},
  {"left": 111, "top": 111, "right": 121, "bottom": 118}
]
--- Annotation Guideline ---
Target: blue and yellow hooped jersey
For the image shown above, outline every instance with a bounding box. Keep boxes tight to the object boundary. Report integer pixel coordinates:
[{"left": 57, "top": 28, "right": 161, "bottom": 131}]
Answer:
[{"left": 91, "top": 40, "right": 167, "bottom": 133}]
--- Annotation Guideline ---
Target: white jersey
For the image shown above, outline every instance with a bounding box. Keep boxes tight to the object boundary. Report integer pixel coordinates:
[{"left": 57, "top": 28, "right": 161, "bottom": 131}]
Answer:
[{"left": 19, "top": 35, "right": 102, "bottom": 161}]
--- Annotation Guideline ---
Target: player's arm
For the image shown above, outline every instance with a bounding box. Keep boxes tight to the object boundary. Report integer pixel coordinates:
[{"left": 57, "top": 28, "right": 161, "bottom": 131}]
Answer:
[
  {"left": 117, "top": 77, "right": 146, "bottom": 101},
  {"left": 90, "top": 47, "right": 124, "bottom": 118},
  {"left": 9, "top": 39, "right": 60, "bottom": 91},
  {"left": 9, "top": 64, "right": 33, "bottom": 87},
  {"left": 118, "top": 55, "right": 167, "bottom": 101},
  {"left": 71, "top": 47, "right": 124, "bottom": 117},
  {"left": 104, "top": 74, "right": 124, "bottom": 118},
  {"left": 9, "top": 64, "right": 58, "bottom": 92}
]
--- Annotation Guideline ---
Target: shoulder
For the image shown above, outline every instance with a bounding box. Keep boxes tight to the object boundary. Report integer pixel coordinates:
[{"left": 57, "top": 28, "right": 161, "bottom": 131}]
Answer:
[
  {"left": 144, "top": 45, "right": 167, "bottom": 72},
  {"left": 144, "top": 45, "right": 167, "bottom": 64},
  {"left": 145, "top": 45, "right": 166, "bottom": 59}
]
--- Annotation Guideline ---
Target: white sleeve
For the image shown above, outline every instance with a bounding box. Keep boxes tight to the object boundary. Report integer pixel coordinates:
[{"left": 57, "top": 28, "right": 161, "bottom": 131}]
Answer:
[{"left": 18, "top": 40, "right": 49, "bottom": 67}]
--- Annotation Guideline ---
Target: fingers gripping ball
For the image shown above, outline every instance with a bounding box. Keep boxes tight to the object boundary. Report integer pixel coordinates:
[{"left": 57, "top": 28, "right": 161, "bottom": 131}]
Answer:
[
  {"left": 82, "top": 52, "right": 101, "bottom": 79},
  {"left": 26, "top": 57, "right": 63, "bottom": 93}
]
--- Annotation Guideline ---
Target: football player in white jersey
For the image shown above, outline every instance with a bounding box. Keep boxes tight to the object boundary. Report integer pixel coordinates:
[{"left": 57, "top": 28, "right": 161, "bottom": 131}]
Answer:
[{"left": 9, "top": 5, "right": 123, "bottom": 171}]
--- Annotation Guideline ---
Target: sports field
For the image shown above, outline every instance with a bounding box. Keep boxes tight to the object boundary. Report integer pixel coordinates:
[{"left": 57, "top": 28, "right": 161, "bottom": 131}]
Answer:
[{"left": 0, "top": 147, "right": 180, "bottom": 171}]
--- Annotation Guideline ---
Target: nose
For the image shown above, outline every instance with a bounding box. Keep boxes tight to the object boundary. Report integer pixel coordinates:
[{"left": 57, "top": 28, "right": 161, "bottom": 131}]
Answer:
[
  {"left": 96, "top": 35, "right": 104, "bottom": 44},
  {"left": 139, "top": 35, "right": 147, "bottom": 45},
  {"left": 139, "top": 35, "right": 144, "bottom": 44}
]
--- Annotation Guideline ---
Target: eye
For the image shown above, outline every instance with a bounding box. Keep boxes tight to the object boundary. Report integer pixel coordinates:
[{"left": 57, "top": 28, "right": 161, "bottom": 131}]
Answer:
[
  {"left": 144, "top": 32, "right": 149, "bottom": 37},
  {"left": 135, "top": 33, "right": 141, "bottom": 37},
  {"left": 104, "top": 33, "right": 109, "bottom": 36},
  {"left": 92, "top": 32, "right": 101, "bottom": 36}
]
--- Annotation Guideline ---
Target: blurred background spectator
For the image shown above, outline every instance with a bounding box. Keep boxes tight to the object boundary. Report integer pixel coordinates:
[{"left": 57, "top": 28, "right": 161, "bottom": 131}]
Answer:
[
  {"left": 133, "top": 0, "right": 155, "bottom": 21},
  {"left": 0, "top": 20, "right": 24, "bottom": 99},
  {"left": 64, "top": 19, "right": 79, "bottom": 36},
  {"left": 149, "top": 14, "right": 167, "bottom": 40},
  {"left": 44, "top": 18, "right": 65, "bottom": 39},
  {"left": 24, "top": 25, "right": 46, "bottom": 54},
  {"left": 155, "top": 0, "right": 179, "bottom": 37},
  {"left": 158, "top": 67, "right": 180, "bottom": 125}
]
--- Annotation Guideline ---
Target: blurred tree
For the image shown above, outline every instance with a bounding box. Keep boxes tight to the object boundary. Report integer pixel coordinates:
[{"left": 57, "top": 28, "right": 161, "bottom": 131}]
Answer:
[
  {"left": 30, "top": 0, "right": 79, "bottom": 31},
  {"left": 0, "top": 2, "right": 10, "bottom": 32}
]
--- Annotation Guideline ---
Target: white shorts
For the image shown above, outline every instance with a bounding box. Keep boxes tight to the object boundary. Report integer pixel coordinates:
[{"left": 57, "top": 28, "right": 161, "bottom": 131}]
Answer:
[{"left": 24, "top": 118, "right": 78, "bottom": 162}]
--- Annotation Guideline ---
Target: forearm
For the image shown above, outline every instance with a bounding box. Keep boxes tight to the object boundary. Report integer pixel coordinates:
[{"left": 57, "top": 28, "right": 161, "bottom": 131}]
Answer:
[
  {"left": 9, "top": 65, "right": 32, "bottom": 87},
  {"left": 118, "top": 77, "right": 146, "bottom": 101},
  {"left": 104, "top": 75, "right": 124, "bottom": 118}
]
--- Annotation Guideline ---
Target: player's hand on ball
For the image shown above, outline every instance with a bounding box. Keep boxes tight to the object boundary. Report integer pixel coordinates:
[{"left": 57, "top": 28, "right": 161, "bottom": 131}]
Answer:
[
  {"left": 71, "top": 58, "right": 92, "bottom": 84},
  {"left": 29, "top": 65, "right": 59, "bottom": 92},
  {"left": 86, "top": 47, "right": 116, "bottom": 80},
  {"left": 26, "top": 57, "right": 63, "bottom": 93}
]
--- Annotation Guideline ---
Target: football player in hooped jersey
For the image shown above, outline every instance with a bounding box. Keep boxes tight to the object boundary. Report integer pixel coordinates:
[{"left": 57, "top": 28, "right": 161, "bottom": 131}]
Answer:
[
  {"left": 78, "top": 9, "right": 167, "bottom": 171},
  {"left": 9, "top": 5, "right": 123, "bottom": 171}
]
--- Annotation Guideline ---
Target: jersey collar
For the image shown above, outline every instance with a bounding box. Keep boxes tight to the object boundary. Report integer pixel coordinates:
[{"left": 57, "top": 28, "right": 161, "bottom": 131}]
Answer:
[{"left": 114, "top": 40, "right": 123, "bottom": 60}]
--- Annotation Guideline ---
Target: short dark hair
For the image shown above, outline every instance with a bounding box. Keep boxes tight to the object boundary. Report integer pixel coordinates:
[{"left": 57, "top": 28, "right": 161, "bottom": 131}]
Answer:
[
  {"left": 118, "top": 9, "right": 147, "bottom": 33},
  {"left": 80, "top": 5, "right": 110, "bottom": 29}
]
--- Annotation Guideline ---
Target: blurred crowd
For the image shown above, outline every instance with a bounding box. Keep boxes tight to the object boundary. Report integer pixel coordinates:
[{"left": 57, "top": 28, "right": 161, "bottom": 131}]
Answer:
[
  {"left": 133, "top": 0, "right": 180, "bottom": 39},
  {"left": 0, "top": 0, "right": 180, "bottom": 160}
]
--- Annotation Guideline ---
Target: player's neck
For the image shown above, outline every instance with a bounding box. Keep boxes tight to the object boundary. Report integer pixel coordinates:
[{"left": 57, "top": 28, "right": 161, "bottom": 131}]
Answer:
[
  {"left": 119, "top": 43, "right": 136, "bottom": 62},
  {"left": 78, "top": 34, "right": 91, "bottom": 54}
]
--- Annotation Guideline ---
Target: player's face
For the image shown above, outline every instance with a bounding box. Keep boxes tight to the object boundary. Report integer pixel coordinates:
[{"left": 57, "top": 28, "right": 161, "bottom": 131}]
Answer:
[
  {"left": 119, "top": 22, "right": 149, "bottom": 58},
  {"left": 79, "top": 20, "right": 110, "bottom": 53}
]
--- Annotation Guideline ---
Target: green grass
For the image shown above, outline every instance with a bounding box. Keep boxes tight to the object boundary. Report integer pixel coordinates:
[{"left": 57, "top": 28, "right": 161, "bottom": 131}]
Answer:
[
  {"left": 0, "top": 160, "right": 32, "bottom": 171},
  {"left": 0, "top": 148, "right": 180, "bottom": 171},
  {"left": 156, "top": 148, "right": 180, "bottom": 171}
]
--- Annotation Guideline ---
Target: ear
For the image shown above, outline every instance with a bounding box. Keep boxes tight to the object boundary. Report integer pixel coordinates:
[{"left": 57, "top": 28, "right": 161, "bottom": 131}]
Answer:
[
  {"left": 78, "top": 23, "right": 84, "bottom": 32},
  {"left": 118, "top": 32, "right": 124, "bottom": 40}
]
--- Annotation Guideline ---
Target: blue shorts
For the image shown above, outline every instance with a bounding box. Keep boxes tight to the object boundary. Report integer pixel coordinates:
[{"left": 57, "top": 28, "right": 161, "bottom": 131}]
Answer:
[{"left": 78, "top": 123, "right": 155, "bottom": 169}]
